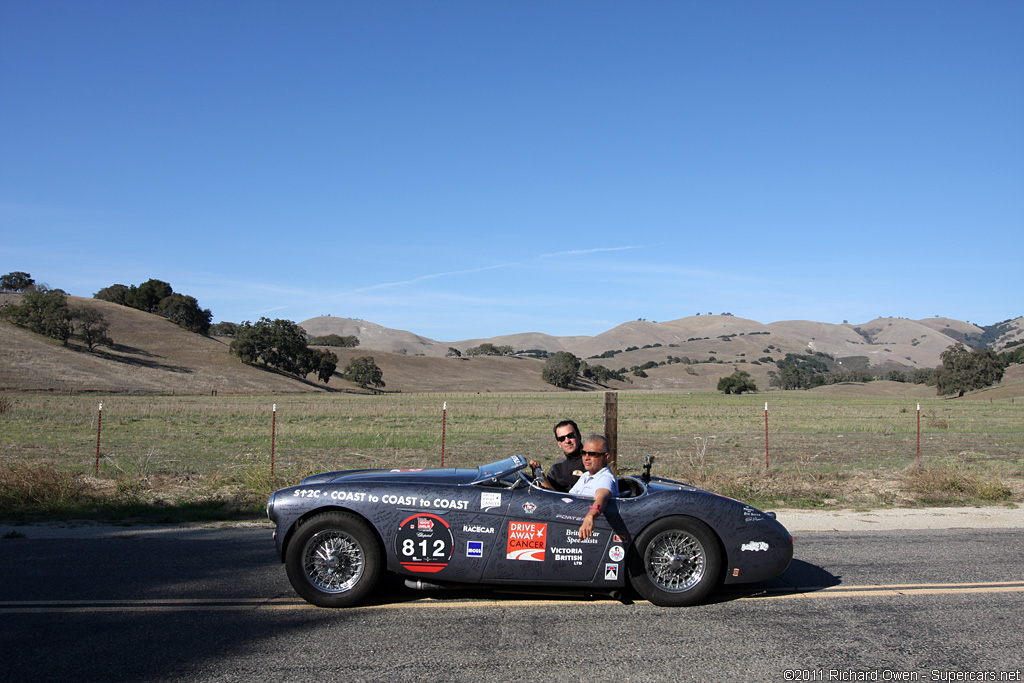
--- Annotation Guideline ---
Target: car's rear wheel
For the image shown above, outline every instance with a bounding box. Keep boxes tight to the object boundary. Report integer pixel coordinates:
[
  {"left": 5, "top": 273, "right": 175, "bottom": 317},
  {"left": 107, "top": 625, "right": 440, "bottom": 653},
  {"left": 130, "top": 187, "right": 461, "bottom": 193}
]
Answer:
[
  {"left": 628, "top": 516, "right": 721, "bottom": 606},
  {"left": 285, "top": 511, "right": 381, "bottom": 608}
]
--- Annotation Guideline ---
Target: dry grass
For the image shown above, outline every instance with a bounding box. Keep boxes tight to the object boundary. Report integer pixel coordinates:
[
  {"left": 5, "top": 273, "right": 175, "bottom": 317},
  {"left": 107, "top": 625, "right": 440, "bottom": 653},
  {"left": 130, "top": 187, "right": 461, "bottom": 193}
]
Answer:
[
  {"left": 904, "top": 464, "right": 1014, "bottom": 506},
  {"left": 1, "top": 391, "right": 1021, "bottom": 521},
  {"left": 0, "top": 462, "right": 92, "bottom": 512}
]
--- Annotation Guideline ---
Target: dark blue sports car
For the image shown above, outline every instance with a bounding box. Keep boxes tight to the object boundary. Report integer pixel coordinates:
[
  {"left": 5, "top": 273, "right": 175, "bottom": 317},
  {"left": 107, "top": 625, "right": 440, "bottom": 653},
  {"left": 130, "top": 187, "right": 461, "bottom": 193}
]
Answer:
[{"left": 266, "top": 455, "right": 793, "bottom": 607}]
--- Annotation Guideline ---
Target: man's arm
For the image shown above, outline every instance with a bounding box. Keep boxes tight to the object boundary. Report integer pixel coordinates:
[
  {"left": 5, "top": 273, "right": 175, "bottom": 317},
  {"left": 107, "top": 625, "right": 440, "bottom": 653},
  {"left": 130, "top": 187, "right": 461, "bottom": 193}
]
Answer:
[
  {"left": 577, "top": 487, "right": 612, "bottom": 541},
  {"left": 544, "top": 459, "right": 574, "bottom": 492}
]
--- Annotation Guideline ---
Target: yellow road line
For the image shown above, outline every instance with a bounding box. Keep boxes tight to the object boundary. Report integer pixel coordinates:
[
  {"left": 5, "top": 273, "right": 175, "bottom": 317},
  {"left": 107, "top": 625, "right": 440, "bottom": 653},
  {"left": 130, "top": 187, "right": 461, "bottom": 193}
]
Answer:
[{"left": 741, "top": 583, "right": 1024, "bottom": 600}]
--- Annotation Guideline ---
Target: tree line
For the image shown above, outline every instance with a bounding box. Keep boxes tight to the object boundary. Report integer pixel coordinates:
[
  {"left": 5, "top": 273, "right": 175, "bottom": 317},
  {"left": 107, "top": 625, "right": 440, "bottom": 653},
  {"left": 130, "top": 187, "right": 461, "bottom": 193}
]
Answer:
[
  {"left": 228, "top": 318, "right": 384, "bottom": 388},
  {"left": 761, "top": 345, "right": 1014, "bottom": 397},
  {"left": 94, "top": 278, "right": 212, "bottom": 335},
  {"left": 1, "top": 285, "right": 113, "bottom": 351},
  {"left": 1, "top": 272, "right": 220, "bottom": 352},
  {"left": 2, "top": 272, "right": 386, "bottom": 388},
  {"left": 540, "top": 342, "right": 1019, "bottom": 397}
]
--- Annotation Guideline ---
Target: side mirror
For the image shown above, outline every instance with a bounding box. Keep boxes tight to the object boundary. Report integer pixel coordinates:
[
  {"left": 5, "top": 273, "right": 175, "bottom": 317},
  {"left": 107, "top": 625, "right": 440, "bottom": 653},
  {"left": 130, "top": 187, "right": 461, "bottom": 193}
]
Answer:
[{"left": 642, "top": 454, "right": 655, "bottom": 484}]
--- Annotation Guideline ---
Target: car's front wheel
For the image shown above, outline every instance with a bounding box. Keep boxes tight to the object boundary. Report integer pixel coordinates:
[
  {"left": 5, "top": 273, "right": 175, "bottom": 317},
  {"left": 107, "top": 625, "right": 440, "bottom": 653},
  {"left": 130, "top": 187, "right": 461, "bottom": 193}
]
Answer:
[
  {"left": 628, "top": 516, "right": 721, "bottom": 606},
  {"left": 285, "top": 511, "right": 382, "bottom": 608}
]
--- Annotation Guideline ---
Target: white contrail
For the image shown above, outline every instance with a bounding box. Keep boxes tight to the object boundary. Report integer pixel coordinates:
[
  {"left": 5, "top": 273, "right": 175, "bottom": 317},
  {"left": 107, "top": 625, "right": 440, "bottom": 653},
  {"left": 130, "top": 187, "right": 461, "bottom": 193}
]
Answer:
[
  {"left": 332, "top": 245, "right": 648, "bottom": 298},
  {"left": 538, "top": 245, "right": 645, "bottom": 259},
  {"left": 331, "top": 263, "right": 516, "bottom": 297}
]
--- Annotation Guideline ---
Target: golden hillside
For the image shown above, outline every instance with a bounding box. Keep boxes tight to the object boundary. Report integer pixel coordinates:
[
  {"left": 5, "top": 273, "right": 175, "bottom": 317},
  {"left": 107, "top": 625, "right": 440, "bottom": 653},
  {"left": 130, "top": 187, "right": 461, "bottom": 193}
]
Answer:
[{"left": 2, "top": 293, "right": 1021, "bottom": 397}]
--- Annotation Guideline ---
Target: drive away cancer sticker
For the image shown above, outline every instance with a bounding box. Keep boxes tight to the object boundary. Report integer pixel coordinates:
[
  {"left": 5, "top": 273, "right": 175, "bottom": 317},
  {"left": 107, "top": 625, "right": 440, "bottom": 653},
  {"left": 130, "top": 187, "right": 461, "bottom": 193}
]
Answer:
[
  {"left": 395, "top": 513, "right": 454, "bottom": 573},
  {"left": 506, "top": 521, "right": 547, "bottom": 561}
]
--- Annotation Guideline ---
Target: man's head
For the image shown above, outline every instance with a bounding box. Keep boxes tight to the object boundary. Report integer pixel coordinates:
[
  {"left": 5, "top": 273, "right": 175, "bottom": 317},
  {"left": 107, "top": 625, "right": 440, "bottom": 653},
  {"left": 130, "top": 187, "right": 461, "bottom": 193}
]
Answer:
[
  {"left": 553, "top": 420, "right": 581, "bottom": 457},
  {"left": 580, "top": 434, "right": 611, "bottom": 475}
]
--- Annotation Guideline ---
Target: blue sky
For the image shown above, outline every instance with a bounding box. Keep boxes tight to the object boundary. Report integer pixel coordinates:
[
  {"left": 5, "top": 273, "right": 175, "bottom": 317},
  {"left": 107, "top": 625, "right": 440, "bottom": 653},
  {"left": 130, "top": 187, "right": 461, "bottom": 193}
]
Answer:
[{"left": 2, "top": 1, "right": 1021, "bottom": 341}]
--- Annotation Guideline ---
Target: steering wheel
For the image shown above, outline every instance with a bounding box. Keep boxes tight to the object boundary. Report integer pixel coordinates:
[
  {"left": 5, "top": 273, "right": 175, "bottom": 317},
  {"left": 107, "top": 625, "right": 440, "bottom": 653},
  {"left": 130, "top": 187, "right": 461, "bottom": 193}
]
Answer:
[{"left": 531, "top": 465, "right": 545, "bottom": 485}]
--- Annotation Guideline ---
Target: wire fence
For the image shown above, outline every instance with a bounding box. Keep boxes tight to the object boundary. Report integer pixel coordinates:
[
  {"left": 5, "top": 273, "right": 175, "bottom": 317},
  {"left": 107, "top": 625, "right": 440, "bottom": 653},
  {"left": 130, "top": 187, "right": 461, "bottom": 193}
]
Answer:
[{"left": 2, "top": 393, "right": 1021, "bottom": 483}]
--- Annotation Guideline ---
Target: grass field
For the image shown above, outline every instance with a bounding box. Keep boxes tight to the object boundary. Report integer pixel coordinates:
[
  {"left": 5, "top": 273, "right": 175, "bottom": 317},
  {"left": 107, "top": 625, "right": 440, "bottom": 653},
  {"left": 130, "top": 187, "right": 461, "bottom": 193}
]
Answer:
[{"left": 1, "top": 391, "right": 1021, "bottom": 522}]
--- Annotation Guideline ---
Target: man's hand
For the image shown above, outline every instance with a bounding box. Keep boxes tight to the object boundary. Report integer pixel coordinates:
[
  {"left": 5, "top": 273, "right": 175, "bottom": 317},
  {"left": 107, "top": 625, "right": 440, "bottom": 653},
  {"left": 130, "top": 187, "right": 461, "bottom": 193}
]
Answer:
[
  {"left": 578, "top": 514, "right": 596, "bottom": 541},
  {"left": 528, "top": 460, "right": 552, "bottom": 488}
]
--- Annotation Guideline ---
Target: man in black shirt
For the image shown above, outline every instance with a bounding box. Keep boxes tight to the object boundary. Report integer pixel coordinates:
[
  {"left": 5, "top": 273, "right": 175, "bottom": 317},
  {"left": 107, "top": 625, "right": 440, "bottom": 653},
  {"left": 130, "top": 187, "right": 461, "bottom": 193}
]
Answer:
[{"left": 529, "top": 419, "right": 585, "bottom": 492}]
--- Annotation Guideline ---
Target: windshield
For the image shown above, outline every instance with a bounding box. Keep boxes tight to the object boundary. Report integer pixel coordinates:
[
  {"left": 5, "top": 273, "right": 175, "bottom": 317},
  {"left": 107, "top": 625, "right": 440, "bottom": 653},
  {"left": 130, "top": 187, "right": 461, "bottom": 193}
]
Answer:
[{"left": 470, "top": 455, "right": 528, "bottom": 485}]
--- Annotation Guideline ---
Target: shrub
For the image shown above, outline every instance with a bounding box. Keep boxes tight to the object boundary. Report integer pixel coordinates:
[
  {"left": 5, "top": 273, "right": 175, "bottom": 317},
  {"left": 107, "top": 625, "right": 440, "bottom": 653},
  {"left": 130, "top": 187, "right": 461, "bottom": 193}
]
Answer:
[{"left": 717, "top": 370, "right": 758, "bottom": 394}]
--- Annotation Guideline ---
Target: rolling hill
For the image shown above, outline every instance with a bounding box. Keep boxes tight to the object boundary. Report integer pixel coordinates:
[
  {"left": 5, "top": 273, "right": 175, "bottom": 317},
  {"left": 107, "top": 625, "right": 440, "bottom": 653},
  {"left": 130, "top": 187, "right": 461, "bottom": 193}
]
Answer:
[
  {"left": 2, "top": 293, "right": 1022, "bottom": 396},
  {"left": 302, "top": 312, "right": 1023, "bottom": 376}
]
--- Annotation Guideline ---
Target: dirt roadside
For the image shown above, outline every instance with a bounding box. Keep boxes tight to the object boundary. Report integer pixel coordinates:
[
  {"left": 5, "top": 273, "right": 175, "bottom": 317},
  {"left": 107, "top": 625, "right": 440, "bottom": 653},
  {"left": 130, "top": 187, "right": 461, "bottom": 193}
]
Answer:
[{"left": 775, "top": 505, "right": 1024, "bottom": 532}]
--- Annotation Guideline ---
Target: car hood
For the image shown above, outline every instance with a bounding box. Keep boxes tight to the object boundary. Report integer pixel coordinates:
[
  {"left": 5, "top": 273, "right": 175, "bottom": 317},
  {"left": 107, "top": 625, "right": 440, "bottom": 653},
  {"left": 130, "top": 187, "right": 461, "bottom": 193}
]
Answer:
[
  {"left": 301, "top": 467, "right": 481, "bottom": 486},
  {"left": 298, "top": 455, "right": 529, "bottom": 487}
]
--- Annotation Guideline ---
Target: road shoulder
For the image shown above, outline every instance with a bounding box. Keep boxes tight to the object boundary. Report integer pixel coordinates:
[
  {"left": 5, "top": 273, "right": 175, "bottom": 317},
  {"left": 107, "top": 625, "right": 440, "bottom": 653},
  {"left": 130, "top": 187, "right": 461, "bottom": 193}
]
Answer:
[{"left": 776, "top": 505, "right": 1024, "bottom": 532}]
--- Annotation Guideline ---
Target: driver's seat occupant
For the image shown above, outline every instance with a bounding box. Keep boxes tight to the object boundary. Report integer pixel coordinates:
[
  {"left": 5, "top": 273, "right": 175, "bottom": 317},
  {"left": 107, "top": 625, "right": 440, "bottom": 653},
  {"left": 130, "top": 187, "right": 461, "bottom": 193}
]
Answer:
[
  {"left": 569, "top": 434, "right": 618, "bottom": 541},
  {"left": 529, "top": 419, "right": 585, "bottom": 492}
]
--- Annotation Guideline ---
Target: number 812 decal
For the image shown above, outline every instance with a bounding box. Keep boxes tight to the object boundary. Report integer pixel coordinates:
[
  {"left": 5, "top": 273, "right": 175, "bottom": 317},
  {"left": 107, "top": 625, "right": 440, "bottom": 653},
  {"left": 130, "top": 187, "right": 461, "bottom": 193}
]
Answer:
[{"left": 395, "top": 513, "right": 454, "bottom": 574}]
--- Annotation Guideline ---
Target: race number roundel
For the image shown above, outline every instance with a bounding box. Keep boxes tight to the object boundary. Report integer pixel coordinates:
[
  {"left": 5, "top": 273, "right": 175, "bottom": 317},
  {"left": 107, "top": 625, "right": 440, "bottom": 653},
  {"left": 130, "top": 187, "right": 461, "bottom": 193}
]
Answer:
[{"left": 395, "top": 513, "right": 454, "bottom": 574}]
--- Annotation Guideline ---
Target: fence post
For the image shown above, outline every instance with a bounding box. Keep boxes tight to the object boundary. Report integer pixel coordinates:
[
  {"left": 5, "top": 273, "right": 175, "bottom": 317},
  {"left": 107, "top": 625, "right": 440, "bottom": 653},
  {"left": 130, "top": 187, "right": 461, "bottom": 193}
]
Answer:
[
  {"left": 441, "top": 401, "right": 447, "bottom": 467},
  {"left": 95, "top": 402, "right": 102, "bottom": 476},
  {"left": 271, "top": 404, "right": 277, "bottom": 476},
  {"left": 764, "top": 402, "right": 769, "bottom": 470},
  {"left": 604, "top": 392, "right": 618, "bottom": 473},
  {"left": 916, "top": 403, "right": 921, "bottom": 467}
]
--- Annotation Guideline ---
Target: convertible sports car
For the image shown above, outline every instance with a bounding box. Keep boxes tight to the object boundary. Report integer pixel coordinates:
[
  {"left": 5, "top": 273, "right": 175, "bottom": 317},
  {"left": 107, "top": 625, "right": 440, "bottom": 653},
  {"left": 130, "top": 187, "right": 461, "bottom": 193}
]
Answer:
[{"left": 266, "top": 455, "right": 793, "bottom": 607}]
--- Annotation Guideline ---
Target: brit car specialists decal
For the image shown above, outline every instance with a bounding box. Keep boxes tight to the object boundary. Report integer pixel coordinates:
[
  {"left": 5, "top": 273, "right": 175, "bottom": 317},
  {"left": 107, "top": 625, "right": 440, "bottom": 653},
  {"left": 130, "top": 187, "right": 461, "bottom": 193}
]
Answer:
[
  {"left": 565, "top": 529, "right": 600, "bottom": 544},
  {"left": 395, "top": 513, "right": 454, "bottom": 573},
  {"left": 507, "top": 521, "right": 546, "bottom": 561}
]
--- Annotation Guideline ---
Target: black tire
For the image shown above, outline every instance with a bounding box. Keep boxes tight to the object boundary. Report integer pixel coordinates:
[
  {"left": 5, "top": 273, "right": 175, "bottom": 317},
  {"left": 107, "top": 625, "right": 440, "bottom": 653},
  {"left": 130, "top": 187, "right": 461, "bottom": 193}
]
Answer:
[
  {"left": 285, "top": 511, "right": 382, "bottom": 608},
  {"left": 628, "top": 516, "right": 721, "bottom": 606}
]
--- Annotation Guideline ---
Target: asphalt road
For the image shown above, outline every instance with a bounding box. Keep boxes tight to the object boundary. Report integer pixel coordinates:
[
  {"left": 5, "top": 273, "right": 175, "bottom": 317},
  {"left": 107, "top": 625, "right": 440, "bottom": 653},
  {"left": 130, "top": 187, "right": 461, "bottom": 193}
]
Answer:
[{"left": 1, "top": 522, "right": 1022, "bottom": 683}]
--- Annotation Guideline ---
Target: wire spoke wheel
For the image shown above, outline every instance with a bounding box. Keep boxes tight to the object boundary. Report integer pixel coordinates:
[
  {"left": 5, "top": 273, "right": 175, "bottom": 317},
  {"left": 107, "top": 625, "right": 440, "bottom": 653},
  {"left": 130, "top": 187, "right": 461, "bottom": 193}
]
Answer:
[
  {"left": 285, "top": 512, "right": 381, "bottom": 607},
  {"left": 644, "top": 530, "right": 706, "bottom": 592},
  {"left": 629, "top": 516, "right": 721, "bottom": 606},
  {"left": 302, "top": 529, "right": 365, "bottom": 593}
]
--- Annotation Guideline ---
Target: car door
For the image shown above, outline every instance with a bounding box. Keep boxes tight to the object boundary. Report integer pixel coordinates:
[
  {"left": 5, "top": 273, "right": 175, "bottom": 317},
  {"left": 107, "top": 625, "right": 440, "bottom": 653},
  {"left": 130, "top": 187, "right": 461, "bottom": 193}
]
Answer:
[{"left": 480, "top": 483, "right": 626, "bottom": 587}]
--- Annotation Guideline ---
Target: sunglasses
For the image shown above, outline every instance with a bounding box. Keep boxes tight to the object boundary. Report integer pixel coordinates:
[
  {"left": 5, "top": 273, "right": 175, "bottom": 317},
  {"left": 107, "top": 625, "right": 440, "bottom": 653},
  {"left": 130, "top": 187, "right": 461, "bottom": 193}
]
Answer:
[
  {"left": 581, "top": 450, "right": 608, "bottom": 457},
  {"left": 556, "top": 434, "right": 577, "bottom": 442}
]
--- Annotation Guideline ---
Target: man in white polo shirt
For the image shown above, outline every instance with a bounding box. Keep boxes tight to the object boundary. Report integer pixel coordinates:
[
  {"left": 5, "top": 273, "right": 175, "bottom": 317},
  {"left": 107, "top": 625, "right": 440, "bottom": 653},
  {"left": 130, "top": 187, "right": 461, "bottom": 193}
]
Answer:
[{"left": 569, "top": 434, "right": 619, "bottom": 541}]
